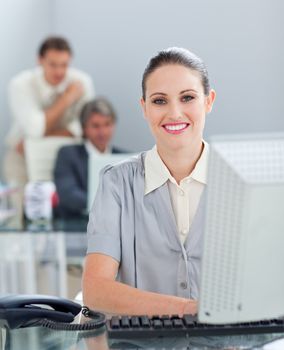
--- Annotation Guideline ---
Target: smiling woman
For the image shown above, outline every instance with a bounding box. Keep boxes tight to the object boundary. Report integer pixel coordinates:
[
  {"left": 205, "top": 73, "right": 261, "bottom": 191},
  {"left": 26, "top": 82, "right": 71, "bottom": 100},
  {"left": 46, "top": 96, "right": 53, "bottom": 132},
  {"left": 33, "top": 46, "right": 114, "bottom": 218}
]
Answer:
[
  {"left": 141, "top": 61, "right": 215, "bottom": 182},
  {"left": 83, "top": 47, "right": 216, "bottom": 317}
]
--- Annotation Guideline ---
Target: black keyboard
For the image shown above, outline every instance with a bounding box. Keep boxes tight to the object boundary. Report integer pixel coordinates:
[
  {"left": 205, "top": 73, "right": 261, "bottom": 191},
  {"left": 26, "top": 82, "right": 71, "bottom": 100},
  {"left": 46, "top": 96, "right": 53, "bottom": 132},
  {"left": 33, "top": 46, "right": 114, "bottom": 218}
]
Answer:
[{"left": 107, "top": 314, "right": 284, "bottom": 339}]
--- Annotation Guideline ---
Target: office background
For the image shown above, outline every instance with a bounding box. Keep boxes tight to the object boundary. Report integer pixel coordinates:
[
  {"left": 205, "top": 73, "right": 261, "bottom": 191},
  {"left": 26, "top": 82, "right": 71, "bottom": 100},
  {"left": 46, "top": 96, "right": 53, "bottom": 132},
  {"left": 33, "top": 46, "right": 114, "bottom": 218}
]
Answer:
[{"left": 0, "top": 0, "right": 284, "bottom": 180}]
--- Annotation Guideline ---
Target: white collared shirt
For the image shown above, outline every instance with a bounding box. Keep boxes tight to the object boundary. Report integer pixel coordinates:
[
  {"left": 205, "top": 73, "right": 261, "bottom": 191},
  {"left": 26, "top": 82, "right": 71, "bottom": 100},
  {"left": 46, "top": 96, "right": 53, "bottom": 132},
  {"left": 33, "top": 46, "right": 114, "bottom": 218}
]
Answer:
[
  {"left": 145, "top": 142, "right": 209, "bottom": 244},
  {"left": 6, "top": 66, "right": 95, "bottom": 147},
  {"left": 84, "top": 140, "right": 111, "bottom": 156}
]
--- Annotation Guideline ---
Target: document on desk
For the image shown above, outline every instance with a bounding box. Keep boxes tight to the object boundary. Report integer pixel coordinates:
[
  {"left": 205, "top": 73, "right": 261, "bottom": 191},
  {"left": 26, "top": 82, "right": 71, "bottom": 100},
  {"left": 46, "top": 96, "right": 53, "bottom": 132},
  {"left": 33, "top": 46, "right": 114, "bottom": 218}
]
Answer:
[{"left": 264, "top": 337, "right": 284, "bottom": 349}]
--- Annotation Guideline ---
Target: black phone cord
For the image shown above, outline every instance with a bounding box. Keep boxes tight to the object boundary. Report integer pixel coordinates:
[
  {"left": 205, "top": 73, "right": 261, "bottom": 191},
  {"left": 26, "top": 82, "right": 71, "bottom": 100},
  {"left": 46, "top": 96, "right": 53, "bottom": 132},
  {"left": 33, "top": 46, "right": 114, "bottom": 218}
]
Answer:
[{"left": 40, "top": 306, "right": 106, "bottom": 331}]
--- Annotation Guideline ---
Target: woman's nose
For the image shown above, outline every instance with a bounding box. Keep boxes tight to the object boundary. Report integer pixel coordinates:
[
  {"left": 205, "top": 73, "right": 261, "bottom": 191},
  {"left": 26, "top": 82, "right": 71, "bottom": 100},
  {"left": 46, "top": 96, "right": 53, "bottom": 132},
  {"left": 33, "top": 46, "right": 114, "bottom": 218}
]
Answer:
[{"left": 167, "top": 102, "right": 183, "bottom": 120}]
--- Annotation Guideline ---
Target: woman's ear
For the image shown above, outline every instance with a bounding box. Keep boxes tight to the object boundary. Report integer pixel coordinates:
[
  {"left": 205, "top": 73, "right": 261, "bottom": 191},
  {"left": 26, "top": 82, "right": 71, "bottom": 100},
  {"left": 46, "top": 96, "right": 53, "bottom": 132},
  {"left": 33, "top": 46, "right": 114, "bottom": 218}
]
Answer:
[
  {"left": 205, "top": 89, "right": 216, "bottom": 113},
  {"left": 140, "top": 97, "right": 147, "bottom": 119}
]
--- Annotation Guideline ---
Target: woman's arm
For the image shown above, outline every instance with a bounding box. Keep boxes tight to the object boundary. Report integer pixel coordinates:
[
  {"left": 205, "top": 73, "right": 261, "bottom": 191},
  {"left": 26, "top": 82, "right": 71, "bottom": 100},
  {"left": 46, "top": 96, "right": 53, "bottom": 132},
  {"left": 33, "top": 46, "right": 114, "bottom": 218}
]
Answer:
[{"left": 82, "top": 253, "right": 197, "bottom": 317}]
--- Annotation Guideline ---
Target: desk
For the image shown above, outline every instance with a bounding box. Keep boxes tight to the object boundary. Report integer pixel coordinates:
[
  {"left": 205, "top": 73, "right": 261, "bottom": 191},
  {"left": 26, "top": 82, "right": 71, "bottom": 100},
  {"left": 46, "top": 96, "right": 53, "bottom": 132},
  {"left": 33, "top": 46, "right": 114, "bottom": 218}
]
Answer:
[
  {"left": 1, "top": 221, "right": 284, "bottom": 349},
  {"left": 1, "top": 323, "right": 284, "bottom": 350},
  {"left": 0, "top": 219, "right": 87, "bottom": 298}
]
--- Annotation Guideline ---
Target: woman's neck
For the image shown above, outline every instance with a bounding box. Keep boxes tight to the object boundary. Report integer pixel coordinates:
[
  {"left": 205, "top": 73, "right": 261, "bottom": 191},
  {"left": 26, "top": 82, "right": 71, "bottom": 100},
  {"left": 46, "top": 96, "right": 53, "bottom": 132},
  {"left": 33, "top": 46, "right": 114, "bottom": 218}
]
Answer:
[{"left": 157, "top": 140, "right": 204, "bottom": 184}]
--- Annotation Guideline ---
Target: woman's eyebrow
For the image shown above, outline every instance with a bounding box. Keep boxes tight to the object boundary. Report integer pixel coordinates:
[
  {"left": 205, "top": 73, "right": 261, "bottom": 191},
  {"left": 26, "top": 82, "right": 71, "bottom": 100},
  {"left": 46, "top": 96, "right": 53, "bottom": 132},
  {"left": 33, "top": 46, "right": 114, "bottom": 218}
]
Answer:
[
  {"left": 149, "top": 89, "right": 198, "bottom": 98},
  {"left": 180, "top": 89, "right": 197, "bottom": 94},
  {"left": 149, "top": 92, "right": 167, "bottom": 98}
]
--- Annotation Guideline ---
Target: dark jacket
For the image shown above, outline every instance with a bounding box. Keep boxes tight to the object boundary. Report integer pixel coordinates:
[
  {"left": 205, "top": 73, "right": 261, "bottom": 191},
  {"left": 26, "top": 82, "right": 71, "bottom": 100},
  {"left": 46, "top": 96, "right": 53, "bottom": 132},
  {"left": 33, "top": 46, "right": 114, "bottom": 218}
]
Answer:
[{"left": 54, "top": 144, "right": 125, "bottom": 218}]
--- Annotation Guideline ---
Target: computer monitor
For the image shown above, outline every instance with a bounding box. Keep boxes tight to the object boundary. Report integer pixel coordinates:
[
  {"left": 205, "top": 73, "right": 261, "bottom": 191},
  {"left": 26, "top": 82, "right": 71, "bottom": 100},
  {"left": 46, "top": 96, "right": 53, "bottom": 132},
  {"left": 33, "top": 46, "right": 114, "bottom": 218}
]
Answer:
[
  {"left": 199, "top": 133, "right": 284, "bottom": 324},
  {"left": 87, "top": 153, "right": 136, "bottom": 212}
]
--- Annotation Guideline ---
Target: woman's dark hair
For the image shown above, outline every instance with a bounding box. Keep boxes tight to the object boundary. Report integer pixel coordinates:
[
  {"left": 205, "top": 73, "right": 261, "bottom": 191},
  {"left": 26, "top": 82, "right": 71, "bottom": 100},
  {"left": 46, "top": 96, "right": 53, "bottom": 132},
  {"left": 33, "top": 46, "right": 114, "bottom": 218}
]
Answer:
[
  {"left": 142, "top": 47, "right": 210, "bottom": 99},
  {"left": 80, "top": 97, "right": 117, "bottom": 131},
  {"left": 38, "top": 36, "right": 72, "bottom": 57}
]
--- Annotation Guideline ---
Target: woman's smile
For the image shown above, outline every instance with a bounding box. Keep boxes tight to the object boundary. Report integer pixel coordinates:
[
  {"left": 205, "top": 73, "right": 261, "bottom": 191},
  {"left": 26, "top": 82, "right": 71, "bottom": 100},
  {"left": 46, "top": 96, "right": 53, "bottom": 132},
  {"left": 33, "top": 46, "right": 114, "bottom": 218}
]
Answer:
[{"left": 162, "top": 122, "right": 190, "bottom": 134}]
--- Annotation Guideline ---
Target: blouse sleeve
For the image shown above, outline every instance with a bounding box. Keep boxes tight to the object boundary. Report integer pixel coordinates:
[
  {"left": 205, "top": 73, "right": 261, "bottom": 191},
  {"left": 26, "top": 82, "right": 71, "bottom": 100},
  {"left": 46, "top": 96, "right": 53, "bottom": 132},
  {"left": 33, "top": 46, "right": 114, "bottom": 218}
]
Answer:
[{"left": 86, "top": 165, "right": 122, "bottom": 263}]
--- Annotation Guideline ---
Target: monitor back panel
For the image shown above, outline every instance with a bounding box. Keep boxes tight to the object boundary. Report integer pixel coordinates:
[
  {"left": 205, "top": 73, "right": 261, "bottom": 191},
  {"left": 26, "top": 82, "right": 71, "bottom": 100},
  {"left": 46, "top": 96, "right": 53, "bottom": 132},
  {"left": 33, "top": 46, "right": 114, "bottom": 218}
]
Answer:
[{"left": 199, "top": 134, "right": 284, "bottom": 323}]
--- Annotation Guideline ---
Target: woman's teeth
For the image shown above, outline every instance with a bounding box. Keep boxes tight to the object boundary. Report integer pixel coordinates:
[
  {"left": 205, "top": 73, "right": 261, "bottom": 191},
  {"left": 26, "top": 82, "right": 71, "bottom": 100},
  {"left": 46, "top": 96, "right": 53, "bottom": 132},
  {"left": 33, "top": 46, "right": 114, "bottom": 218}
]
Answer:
[{"left": 164, "top": 123, "right": 188, "bottom": 131}]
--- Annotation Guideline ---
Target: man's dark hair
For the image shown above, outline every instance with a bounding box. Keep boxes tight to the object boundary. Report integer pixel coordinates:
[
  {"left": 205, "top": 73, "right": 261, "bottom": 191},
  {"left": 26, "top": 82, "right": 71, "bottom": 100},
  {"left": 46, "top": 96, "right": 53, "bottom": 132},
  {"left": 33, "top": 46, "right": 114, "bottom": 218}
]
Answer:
[
  {"left": 80, "top": 97, "right": 117, "bottom": 131},
  {"left": 38, "top": 36, "right": 72, "bottom": 57}
]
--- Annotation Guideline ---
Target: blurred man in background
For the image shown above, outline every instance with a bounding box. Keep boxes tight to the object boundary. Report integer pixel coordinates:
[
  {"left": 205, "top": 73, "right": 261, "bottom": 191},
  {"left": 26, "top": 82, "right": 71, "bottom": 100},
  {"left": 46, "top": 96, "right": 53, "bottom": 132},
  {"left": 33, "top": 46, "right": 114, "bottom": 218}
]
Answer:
[
  {"left": 54, "top": 97, "right": 125, "bottom": 218},
  {"left": 3, "top": 36, "right": 94, "bottom": 226}
]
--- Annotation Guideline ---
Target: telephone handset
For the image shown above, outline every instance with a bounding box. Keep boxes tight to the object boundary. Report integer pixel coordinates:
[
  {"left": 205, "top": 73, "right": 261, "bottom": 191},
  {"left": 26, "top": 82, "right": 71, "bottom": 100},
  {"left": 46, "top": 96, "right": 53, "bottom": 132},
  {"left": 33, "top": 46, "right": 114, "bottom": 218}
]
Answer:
[{"left": 0, "top": 294, "right": 82, "bottom": 329}]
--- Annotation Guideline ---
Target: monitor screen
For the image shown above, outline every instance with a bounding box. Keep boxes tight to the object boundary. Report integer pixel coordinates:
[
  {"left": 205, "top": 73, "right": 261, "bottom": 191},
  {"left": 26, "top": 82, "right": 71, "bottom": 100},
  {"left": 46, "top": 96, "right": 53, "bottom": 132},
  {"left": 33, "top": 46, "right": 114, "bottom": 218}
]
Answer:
[
  {"left": 87, "top": 153, "right": 136, "bottom": 212},
  {"left": 198, "top": 133, "right": 284, "bottom": 324}
]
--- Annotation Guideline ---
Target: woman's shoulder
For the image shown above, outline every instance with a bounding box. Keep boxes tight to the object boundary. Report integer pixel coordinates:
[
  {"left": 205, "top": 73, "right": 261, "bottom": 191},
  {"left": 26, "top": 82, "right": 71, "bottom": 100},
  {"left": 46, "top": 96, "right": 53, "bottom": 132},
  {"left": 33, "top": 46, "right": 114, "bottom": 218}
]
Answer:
[{"left": 100, "top": 152, "right": 146, "bottom": 182}]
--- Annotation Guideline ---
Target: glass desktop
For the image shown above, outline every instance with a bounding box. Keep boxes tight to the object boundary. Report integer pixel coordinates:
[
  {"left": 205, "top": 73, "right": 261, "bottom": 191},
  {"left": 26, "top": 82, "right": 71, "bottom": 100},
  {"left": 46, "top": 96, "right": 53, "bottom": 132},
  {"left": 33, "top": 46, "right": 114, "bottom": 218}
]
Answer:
[
  {"left": 0, "top": 216, "right": 87, "bottom": 299},
  {"left": 1, "top": 320, "right": 284, "bottom": 350}
]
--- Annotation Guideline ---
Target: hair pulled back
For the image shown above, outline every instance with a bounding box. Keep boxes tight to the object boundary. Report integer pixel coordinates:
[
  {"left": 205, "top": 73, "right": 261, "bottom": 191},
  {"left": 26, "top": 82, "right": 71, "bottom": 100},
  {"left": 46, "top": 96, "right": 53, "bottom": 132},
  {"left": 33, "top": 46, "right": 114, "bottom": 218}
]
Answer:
[{"left": 142, "top": 47, "right": 210, "bottom": 99}]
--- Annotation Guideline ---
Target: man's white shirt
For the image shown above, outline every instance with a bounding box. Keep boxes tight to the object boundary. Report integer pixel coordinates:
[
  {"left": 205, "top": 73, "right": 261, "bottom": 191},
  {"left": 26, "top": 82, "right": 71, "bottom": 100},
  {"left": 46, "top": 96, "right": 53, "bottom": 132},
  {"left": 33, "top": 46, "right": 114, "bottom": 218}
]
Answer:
[
  {"left": 6, "top": 66, "right": 95, "bottom": 147},
  {"left": 84, "top": 140, "right": 111, "bottom": 156}
]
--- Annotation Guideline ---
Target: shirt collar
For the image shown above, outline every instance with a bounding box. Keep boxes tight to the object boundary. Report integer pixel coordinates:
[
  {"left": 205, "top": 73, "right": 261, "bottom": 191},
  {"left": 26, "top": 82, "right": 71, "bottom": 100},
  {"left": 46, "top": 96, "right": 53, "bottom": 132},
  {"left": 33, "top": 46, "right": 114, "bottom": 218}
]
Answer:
[
  {"left": 144, "top": 145, "right": 171, "bottom": 195},
  {"left": 144, "top": 141, "right": 209, "bottom": 195},
  {"left": 190, "top": 141, "right": 209, "bottom": 185},
  {"left": 85, "top": 140, "right": 110, "bottom": 156},
  {"left": 35, "top": 66, "right": 69, "bottom": 96}
]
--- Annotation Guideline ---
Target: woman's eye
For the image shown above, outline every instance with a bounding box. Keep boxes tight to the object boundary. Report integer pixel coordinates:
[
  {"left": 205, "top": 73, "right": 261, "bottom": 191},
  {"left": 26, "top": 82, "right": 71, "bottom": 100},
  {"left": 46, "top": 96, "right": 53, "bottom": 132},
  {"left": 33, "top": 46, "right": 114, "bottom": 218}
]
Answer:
[
  {"left": 181, "top": 95, "right": 194, "bottom": 102},
  {"left": 152, "top": 98, "right": 166, "bottom": 105}
]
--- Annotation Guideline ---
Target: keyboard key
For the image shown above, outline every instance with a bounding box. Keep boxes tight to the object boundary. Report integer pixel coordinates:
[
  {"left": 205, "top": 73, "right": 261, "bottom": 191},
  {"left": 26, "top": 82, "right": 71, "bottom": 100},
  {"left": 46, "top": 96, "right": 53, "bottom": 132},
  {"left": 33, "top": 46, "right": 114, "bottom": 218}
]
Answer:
[
  {"left": 110, "top": 317, "right": 120, "bottom": 329},
  {"left": 173, "top": 319, "right": 184, "bottom": 328},
  {"left": 161, "top": 315, "right": 170, "bottom": 320},
  {"left": 153, "top": 319, "right": 163, "bottom": 329},
  {"left": 131, "top": 316, "right": 140, "bottom": 328},
  {"left": 183, "top": 314, "right": 195, "bottom": 328},
  {"left": 121, "top": 316, "right": 130, "bottom": 328},
  {"left": 196, "top": 323, "right": 205, "bottom": 328},
  {"left": 140, "top": 316, "right": 150, "bottom": 328},
  {"left": 163, "top": 319, "right": 173, "bottom": 328}
]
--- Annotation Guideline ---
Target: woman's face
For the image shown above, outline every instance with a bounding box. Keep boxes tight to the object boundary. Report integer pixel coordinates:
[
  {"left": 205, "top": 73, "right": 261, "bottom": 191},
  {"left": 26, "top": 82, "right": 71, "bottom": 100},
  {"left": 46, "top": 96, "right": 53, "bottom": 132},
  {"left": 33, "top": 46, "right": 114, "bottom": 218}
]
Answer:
[{"left": 141, "top": 64, "right": 215, "bottom": 152}]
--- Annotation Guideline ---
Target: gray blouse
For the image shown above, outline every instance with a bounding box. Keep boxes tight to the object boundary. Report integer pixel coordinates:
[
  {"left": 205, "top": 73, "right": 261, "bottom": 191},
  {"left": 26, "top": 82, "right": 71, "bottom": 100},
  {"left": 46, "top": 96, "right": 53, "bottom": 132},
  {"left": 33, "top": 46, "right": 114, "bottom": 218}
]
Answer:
[{"left": 87, "top": 152, "right": 205, "bottom": 300}]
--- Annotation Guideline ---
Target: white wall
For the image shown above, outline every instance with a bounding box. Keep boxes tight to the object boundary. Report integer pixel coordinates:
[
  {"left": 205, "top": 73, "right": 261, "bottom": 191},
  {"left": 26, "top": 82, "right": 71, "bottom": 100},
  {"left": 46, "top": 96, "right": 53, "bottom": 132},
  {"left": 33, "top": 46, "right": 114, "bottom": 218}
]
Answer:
[
  {"left": 1, "top": 0, "right": 284, "bottom": 179},
  {"left": 53, "top": 0, "right": 284, "bottom": 152},
  {"left": 0, "top": 0, "right": 53, "bottom": 180}
]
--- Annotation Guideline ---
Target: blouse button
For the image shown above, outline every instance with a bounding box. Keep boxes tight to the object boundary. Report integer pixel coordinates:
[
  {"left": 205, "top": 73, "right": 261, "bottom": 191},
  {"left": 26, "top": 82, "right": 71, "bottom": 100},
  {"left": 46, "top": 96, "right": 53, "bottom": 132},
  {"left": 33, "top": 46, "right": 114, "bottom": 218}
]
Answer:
[{"left": 180, "top": 281, "right": 188, "bottom": 289}]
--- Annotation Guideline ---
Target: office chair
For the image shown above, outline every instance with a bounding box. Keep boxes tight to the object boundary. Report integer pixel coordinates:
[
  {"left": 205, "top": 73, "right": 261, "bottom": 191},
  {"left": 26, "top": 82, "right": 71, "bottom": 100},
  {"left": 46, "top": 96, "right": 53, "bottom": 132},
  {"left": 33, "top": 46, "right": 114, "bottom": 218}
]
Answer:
[{"left": 24, "top": 137, "right": 80, "bottom": 182}]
